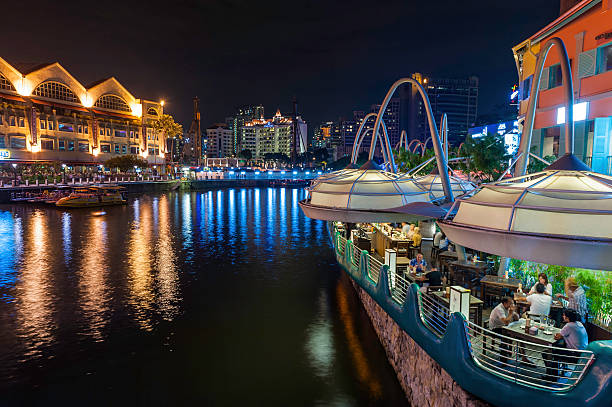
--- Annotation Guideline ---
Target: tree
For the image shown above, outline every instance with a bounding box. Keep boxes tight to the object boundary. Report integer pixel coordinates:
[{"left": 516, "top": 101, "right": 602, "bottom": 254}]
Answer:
[
  {"left": 238, "top": 149, "right": 252, "bottom": 160},
  {"left": 393, "top": 147, "right": 434, "bottom": 173},
  {"left": 527, "top": 146, "right": 556, "bottom": 174},
  {"left": 105, "top": 155, "right": 149, "bottom": 173},
  {"left": 151, "top": 114, "right": 183, "bottom": 161},
  {"left": 457, "top": 133, "right": 509, "bottom": 183}
]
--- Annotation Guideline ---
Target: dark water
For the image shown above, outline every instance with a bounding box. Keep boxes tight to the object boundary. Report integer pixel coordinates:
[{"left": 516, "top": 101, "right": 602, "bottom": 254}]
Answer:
[{"left": 0, "top": 188, "right": 408, "bottom": 406}]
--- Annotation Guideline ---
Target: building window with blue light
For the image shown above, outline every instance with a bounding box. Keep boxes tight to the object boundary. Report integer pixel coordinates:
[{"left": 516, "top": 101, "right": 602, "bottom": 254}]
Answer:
[
  {"left": 10, "top": 136, "right": 26, "bottom": 149},
  {"left": 522, "top": 76, "right": 532, "bottom": 100},
  {"left": 0, "top": 136, "right": 5, "bottom": 148},
  {"left": 78, "top": 142, "right": 89, "bottom": 152},
  {"left": 68, "top": 141, "right": 74, "bottom": 151},
  {"left": 101, "top": 144, "right": 110, "bottom": 153},
  {"left": 59, "top": 140, "right": 65, "bottom": 150}
]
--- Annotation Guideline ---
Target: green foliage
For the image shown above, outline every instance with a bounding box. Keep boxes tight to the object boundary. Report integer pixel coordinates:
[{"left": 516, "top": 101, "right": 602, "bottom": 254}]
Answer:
[
  {"left": 392, "top": 147, "right": 434, "bottom": 173},
  {"left": 456, "top": 133, "right": 510, "bottom": 183},
  {"left": 105, "top": 155, "right": 149, "bottom": 172},
  {"left": 264, "top": 152, "right": 289, "bottom": 163},
  {"left": 151, "top": 114, "right": 183, "bottom": 139},
  {"left": 527, "top": 146, "right": 556, "bottom": 174},
  {"left": 508, "top": 259, "right": 612, "bottom": 328}
]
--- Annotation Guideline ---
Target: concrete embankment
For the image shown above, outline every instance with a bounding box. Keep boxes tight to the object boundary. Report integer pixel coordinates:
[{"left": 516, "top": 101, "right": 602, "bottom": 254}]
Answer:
[{"left": 349, "top": 278, "right": 491, "bottom": 407}]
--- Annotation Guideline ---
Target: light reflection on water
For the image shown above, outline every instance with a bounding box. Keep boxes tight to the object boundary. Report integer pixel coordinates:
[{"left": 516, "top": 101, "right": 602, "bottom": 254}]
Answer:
[{"left": 0, "top": 188, "right": 408, "bottom": 406}]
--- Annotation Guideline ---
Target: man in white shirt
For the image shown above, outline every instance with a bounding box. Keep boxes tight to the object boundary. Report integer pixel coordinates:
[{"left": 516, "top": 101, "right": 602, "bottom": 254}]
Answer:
[
  {"left": 526, "top": 283, "right": 552, "bottom": 319},
  {"left": 489, "top": 297, "right": 519, "bottom": 364}
]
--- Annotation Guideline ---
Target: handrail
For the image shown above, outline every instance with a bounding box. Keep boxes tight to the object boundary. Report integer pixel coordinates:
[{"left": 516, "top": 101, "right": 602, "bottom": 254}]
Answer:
[{"left": 328, "top": 223, "right": 611, "bottom": 406}]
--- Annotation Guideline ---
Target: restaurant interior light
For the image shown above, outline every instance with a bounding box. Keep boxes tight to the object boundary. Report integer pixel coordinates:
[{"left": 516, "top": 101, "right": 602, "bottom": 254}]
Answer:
[{"left": 556, "top": 102, "right": 588, "bottom": 124}]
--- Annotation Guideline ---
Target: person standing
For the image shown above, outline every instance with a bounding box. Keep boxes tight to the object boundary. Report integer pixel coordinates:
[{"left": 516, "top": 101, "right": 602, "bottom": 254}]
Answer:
[{"left": 556, "top": 277, "right": 588, "bottom": 322}]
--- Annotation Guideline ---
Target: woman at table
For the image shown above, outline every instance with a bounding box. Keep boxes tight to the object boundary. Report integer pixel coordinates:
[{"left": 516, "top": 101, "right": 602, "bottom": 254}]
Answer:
[
  {"left": 556, "top": 277, "right": 588, "bottom": 322},
  {"left": 528, "top": 273, "right": 553, "bottom": 296}
]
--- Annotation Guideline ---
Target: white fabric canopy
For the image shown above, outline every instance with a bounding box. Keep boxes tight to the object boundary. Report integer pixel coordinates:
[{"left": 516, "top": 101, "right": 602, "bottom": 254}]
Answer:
[{"left": 451, "top": 170, "right": 612, "bottom": 239}]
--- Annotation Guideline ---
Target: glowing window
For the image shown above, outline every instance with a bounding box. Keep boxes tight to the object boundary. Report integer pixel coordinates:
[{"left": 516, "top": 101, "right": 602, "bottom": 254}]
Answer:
[
  {"left": 94, "top": 94, "right": 131, "bottom": 112},
  {"left": 33, "top": 81, "right": 79, "bottom": 103},
  {"left": 0, "top": 74, "right": 15, "bottom": 91},
  {"left": 147, "top": 107, "right": 159, "bottom": 116}
]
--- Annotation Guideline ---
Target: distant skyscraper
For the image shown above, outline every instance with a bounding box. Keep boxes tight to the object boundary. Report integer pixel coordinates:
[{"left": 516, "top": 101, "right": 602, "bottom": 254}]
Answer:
[
  {"left": 206, "top": 124, "right": 234, "bottom": 158},
  {"left": 240, "top": 109, "right": 306, "bottom": 160},
  {"left": 233, "top": 105, "right": 264, "bottom": 154},
  {"left": 371, "top": 98, "right": 401, "bottom": 148},
  {"left": 407, "top": 72, "right": 479, "bottom": 145}
]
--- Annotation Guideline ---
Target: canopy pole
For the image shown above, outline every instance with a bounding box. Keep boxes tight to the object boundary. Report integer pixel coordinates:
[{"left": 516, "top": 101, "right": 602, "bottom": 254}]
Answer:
[
  {"left": 371, "top": 78, "right": 453, "bottom": 203},
  {"left": 515, "top": 37, "right": 574, "bottom": 177},
  {"left": 351, "top": 113, "right": 393, "bottom": 171}
]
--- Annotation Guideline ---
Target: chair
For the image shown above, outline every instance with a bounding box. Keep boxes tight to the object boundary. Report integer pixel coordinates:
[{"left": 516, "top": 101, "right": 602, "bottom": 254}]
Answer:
[{"left": 396, "top": 241, "right": 410, "bottom": 257}]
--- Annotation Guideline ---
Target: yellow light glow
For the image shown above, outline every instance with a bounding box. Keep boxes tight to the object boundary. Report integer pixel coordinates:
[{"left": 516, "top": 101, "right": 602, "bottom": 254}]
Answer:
[
  {"left": 92, "top": 147, "right": 100, "bottom": 156},
  {"left": 131, "top": 103, "right": 143, "bottom": 117},
  {"left": 16, "top": 78, "right": 32, "bottom": 96},
  {"left": 30, "top": 144, "right": 41, "bottom": 153},
  {"left": 160, "top": 100, "right": 165, "bottom": 107},
  {"left": 82, "top": 94, "right": 93, "bottom": 108},
  {"left": 140, "top": 150, "right": 148, "bottom": 158},
  {"left": 423, "top": 78, "right": 428, "bottom": 84}
]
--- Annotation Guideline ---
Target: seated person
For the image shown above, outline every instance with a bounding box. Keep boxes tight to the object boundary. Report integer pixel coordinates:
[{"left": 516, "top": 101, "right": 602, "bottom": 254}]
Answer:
[
  {"left": 439, "top": 233, "right": 449, "bottom": 251},
  {"left": 411, "top": 227, "right": 422, "bottom": 247},
  {"left": 433, "top": 230, "right": 443, "bottom": 247},
  {"left": 409, "top": 253, "right": 427, "bottom": 273},
  {"left": 526, "top": 283, "right": 552, "bottom": 319},
  {"left": 528, "top": 272, "right": 553, "bottom": 296},
  {"left": 419, "top": 267, "right": 443, "bottom": 293},
  {"left": 488, "top": 297, "right": 519, "bottom": 363},
  {"left": 544, "top": 309, "right": 589, "bottom": 381},
  {"left": 401, "top": 222, "right": 411, "bottom": 236},
  {"left": 405, "top": 223, "right": 415, "bottom": 239}
]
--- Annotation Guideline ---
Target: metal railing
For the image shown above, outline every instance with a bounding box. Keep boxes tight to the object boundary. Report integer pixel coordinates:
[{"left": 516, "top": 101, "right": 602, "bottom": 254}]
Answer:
[
  {"left": 331, "top": 225, "right": 597, "bottom": 394},
  {"left": 367, "top": 256, "right": 382, "bottom": 284},
  {"left": 463, "top": 320, "right": 594, "bottom": 392},
  {"left": 418, "top": 292, "right": 451, "bottom": 338}
]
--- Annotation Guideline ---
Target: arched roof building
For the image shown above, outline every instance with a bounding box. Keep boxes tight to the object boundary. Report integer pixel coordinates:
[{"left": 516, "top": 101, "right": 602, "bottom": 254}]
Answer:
[{"left": 0, "top": 57, "right": 164, "bottom": 165}]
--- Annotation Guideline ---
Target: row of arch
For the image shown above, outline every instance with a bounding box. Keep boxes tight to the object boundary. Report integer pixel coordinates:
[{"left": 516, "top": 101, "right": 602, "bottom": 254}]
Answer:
[{"left": 0, "top": 58, "right": 160, "bottom": 116}]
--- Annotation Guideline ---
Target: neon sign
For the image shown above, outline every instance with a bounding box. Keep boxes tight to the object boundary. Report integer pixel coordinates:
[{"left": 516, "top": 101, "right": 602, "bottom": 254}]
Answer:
[{"left": 0, "top": 150, "right": 10, "bottom": 159}]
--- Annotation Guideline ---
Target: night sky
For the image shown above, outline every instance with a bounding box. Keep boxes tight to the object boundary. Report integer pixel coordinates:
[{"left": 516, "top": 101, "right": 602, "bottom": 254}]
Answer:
[{"left": 3, "top": 0, "right": 559, "bottom": 133}]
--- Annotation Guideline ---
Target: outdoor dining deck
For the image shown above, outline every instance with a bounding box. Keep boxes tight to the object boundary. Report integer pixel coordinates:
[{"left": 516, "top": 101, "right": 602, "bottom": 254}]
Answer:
[{"left": 332, "top": 226, "right": 606, "bottom": 398}]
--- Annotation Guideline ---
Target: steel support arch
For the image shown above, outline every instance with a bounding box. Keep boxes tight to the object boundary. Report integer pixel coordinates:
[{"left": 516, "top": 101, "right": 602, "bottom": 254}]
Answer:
[
  {"left": 515, "top": 37, "right": 574, "bottom": 176},
  {"left": 370, "top": 78, "right": 453, "bottom": 202}
]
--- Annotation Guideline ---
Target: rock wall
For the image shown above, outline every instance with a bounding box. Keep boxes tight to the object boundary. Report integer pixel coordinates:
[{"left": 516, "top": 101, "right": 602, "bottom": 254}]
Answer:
[{"left": 350, "top": 280, "right": 491, "bottom": 407}]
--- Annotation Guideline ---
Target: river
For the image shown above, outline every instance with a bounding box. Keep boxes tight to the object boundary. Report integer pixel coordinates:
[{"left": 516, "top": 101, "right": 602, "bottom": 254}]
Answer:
[{"left": 0, "top": 188, "right": 408, "bottom": 406}]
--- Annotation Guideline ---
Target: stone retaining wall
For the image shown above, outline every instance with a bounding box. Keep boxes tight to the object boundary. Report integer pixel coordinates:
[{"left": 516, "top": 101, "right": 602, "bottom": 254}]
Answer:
[{"left": 350, "top": 280, "right": 491, "bottom": 407}]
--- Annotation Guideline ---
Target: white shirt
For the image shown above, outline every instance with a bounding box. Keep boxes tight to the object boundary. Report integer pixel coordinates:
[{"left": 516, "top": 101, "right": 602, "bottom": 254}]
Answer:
[
  {"left": 529, "top": 283, "right": 553, "bottom": 296},
  {"left": 402, "top": 224, "right": 410, "bottom": 235},
  {"left": 489, "top": 303, "right": 510, "bottom": 330},
  {"left": 433, "top": 231, "right": 443, "bottom": 247},
  {"left": 526, "top": 293, "right": 552, "bottom": 317}
]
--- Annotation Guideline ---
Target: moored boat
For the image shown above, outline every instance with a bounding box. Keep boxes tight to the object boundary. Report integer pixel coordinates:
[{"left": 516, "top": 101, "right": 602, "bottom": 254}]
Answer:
[{"left": 56, "top": 186, "right": 127, "bottom": 208}]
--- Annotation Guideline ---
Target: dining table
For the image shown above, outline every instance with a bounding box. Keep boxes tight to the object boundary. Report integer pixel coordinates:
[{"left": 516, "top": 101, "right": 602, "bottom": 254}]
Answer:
[
  {"left": 429, "top": 290, "right": 484, "bottom": 325},
  {"left": 502, "top": 319, "right": 562, "bottom": 346},
  {"left": 480, "top": 275, "right": 522, "bottom": 303}
]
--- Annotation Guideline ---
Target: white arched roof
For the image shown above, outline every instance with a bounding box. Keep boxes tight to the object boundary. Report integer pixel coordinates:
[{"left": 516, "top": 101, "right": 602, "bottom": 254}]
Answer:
[
  {"left": 24, "top": 63, "right": 86, "bottom": 103},
  {"left": 0, "top": 57, "right": 21, "bottom": 92},
  {"left": 87, "top": 77, "right": 136, "bottom": 107}
]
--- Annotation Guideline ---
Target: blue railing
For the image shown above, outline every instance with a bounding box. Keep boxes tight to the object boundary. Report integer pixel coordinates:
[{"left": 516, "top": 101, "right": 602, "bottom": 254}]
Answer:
[{"left": 331, "top": 227, "right": 612, "bottom": 407}]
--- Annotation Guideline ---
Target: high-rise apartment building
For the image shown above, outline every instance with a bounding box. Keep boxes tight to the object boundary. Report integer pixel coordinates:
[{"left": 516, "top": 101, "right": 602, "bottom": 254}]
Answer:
[
  {"left": 233, "top": 105, "right": 264, "bottom": 154},
  {"left": 241, "top": 110, "right": 306, "bottom": 160},
  {"left": 206, "top": 124, "right": 234, "bottom": 158}
]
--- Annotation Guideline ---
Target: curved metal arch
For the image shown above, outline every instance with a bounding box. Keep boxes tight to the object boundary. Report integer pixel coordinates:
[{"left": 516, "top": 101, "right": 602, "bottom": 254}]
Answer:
[
  {"left": 440, "top": 113, "right": 448, "bottom": 161},
  {"left": 515, "top": 37, "right": 574, "bottom": 176},
  {"left": 351, "top": 113, "right": 392, "bottom": 166},
  {"left": 395, "top": 130, "right": 409, "bottom": 150},
  {"left": 370, "top": 78, "right": 452, "bottom": 202},
  {"left": 423, "top": 137, "right": 433, "bottom": 152},
  {"left": 406, "top": 139, "right": 421, "bottom": 152},
  {"left": 353, "top": 128, "right": 391, "bottom": 164}
]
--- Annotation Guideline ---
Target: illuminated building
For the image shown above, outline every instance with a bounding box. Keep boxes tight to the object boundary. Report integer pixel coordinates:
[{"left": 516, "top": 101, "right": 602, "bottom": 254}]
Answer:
[
  {"left": 206, "top": 124, "right": 234, "bottom": 158},
  {"left": 313, "top": 121, "right": 334, "bottom": 149},
  {"left": 408, "top": 73, "right": 479, "bottom": 145},
  {"left": 233, "top": 105, "right": 264, "bottom": 155},
  {"left": 512, "top": 0, "right": 612, "bottom": 174},
  {"left": 241, "top": 109, "right": 306, "bottom": 160},
  {"left": 0, "top": 57, "right": 164, "bottom": 165}
]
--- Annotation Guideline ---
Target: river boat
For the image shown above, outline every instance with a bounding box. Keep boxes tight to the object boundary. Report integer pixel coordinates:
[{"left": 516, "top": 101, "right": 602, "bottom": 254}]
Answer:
[{"left": 55, "top": 186, "right": 127, "bottom": 208}]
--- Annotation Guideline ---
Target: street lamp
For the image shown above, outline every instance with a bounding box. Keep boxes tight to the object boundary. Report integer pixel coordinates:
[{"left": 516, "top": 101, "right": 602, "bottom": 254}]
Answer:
[{"left": 12, "top": 163, "right": 17, "bottom": 185}]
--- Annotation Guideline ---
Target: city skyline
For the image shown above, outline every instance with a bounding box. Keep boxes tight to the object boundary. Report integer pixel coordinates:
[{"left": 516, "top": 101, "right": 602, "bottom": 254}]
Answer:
[{"left": 2, "top": 0, "right": 559, "bottom": 132}]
